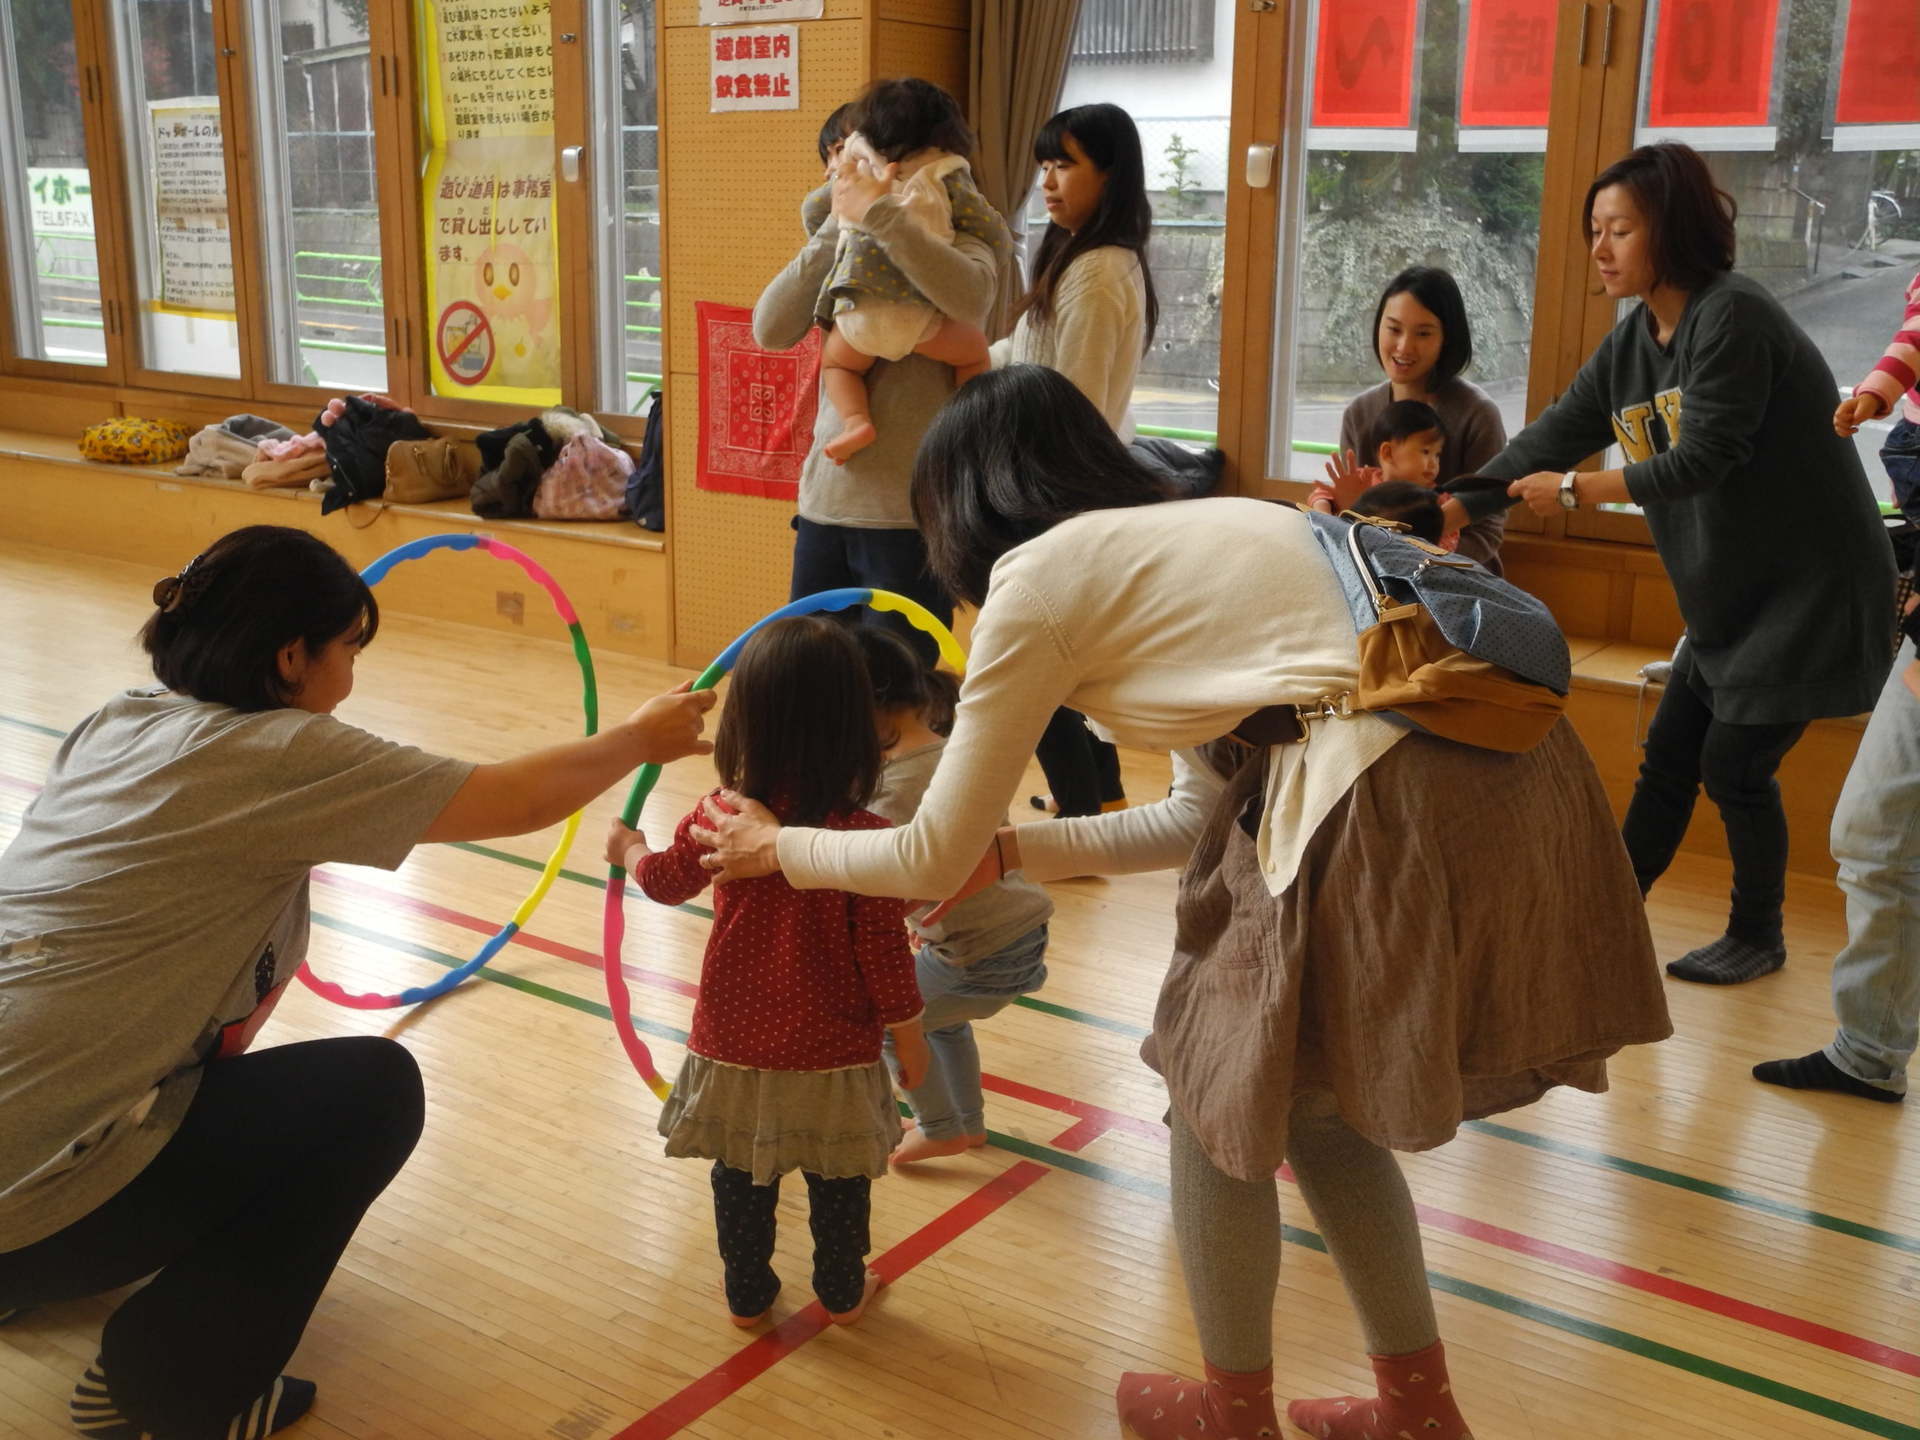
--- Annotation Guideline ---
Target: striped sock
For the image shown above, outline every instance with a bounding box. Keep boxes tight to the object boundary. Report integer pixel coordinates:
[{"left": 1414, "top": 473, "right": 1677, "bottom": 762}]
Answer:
[
  {"left": 68, "top": 1360, "right": 149, "bottom": 1440},
  {"left": 70, "top": 1358, "right": 315, "bottom": 1440}
]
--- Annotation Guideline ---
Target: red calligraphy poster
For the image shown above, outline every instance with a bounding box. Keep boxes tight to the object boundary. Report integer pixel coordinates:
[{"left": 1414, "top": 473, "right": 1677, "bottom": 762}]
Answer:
[
  {"left": 1460, "top": 0, "right": 1559, "bottom": 128},
  {"left": 1835, "top": 0, "right": 1920, "bottom": 127},
  {"left": 696, "top": 301, "right": 821, "bottom": 501},
  {"left": 1310, "top": 0, "right": 1421, "bottom": 128},
  {"left": 1646, "top": 0, "right": 1780, "bottom": 129}
]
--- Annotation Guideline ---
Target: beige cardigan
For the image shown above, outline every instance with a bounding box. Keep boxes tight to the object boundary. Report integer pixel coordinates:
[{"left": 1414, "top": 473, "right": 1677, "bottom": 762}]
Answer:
[
  {"left": 989, "top": 245, "right": 1147, "bottom": 440},
  {"left": 778, "top": 498, "right": 1405, "bottom": 900}
]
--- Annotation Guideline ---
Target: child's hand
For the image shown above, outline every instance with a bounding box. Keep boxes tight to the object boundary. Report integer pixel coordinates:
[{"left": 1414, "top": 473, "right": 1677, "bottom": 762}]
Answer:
[
  {"left": 605, "top": 818, "right": 651, "bottom": 872},
  {"left": 1834, "top": 392, "right": 1887, "bottom": 437},
  {"left": 1322, "top": 450, "right": 1382, "bottom": 511},
  {"left": 889, "top": 1021, "right": 930, "bottom": 1090}
]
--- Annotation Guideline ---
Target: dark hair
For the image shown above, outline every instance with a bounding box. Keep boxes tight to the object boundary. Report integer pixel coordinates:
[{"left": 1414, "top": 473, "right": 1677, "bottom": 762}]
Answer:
[
  {"left": 1371, "top": 267, "right": 1472, "bottom": 384},
  {"left": 847, "top": 77, "right": 973, "bottom": 163},
  {"left": 912, "top": 365, "right": 1174, "bottom": 608},
  {"left": 817, "top": 102, "right": 854, "bottom": 165},
  {"left": 138, "top": 525, "right": 379, "bottom": 712},
  {"left": 854, "top": 627, "right": 959, "bottom": 740},
  {"left": 1020, "top": 103, "right": 1159, "bottom": 348},
  {"left": 1367, "top": 399, "right": 1447, "bottom": 458},
  {"left": 711, "top": 617, "right": 882, "bottom": 827},
  {"left": 1584, "top": 142, "right": 1736, "bottom": 293},
  {"left": 1351, "top": 480, "right": 1445, "bottom": 544}
]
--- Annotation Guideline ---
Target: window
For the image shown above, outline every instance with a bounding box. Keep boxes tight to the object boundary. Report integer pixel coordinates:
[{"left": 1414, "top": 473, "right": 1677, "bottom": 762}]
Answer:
[
  {"left": 251, "top": 0, "right": 386, "bottom": 389},
  {"left": 1046, "top": 0, "right": 1234, "bottom": 445},
  {"left": 0, "top": 0, "right": 109, "bottom": 367},
  {"left": 110, "top": 0, "right": 243, "bottom": 379},
  {"left": 1267, "top": 0, "right": 1558, "bottom": 480},
  {"left": 1072, "top": 0, "right": 1215, "bottom": 66},
  {"left": 592, "top": 0, "right": 660, "bottom": 416}
]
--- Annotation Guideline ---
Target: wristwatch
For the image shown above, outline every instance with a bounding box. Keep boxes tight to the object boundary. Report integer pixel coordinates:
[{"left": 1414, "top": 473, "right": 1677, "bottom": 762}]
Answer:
[{"left": 1558, "top": 470, "right": 1580, "bottom": 510}]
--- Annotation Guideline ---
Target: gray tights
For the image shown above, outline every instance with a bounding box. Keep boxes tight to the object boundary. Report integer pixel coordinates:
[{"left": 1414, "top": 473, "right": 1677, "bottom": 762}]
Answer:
[{"left": 1169, "top": 1096, "right": 1437, "bottom": 1373}]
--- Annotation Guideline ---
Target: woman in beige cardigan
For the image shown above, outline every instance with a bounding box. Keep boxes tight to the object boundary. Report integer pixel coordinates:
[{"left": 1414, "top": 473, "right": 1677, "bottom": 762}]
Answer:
[{"left": 692, "top": 365, "right": 1670, "bottom": 1440}]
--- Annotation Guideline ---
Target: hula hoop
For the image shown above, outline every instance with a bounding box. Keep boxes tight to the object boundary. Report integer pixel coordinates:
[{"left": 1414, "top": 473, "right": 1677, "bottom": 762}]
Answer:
[
  {"left": 604, "top": 588, "right": 966, "bottom": 1099},
  {"left": 298, "top": 533, "right": 600, "bottom": 1009}
]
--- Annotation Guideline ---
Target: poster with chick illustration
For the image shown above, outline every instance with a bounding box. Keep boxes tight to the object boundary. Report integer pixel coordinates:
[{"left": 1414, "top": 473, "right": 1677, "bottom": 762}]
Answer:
[{"left": 419, "top": 0, "right": 563, "bottom": 402}]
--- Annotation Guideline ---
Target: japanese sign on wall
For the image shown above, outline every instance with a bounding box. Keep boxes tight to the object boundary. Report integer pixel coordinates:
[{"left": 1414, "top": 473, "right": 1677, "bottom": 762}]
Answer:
[
  {"left": 1834, "top": 0, "right": 1920, "bottom": 141},
  {"left": 27, "top": 168, "right": 93, "bottom": 236},
  {"left": 1308, "top": 0, "right": 1419, "bottom": 148},
  {"left": 1644, "top": 0, "right": 1779, "bottom": 135},
  {"left": 710, "top": 26, "right": 799, "bottom": 112},
  {"left": 149, "top": 100, "right": 235, "bottom": 316},
  {"left": 699, "top": 0, "right": 820, "bottom": 21},
  {"left": 1458, "top": 0, "right": 1558, "bottom": 147},
  {"left": 420, "top": 0, "right": 561, "bottom": 402}
]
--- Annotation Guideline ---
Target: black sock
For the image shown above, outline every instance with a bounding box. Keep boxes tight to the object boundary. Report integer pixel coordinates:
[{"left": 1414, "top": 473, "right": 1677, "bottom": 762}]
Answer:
[
  {"left": 1754, "top": 1050, "right": 1903, "bottom": 1103},
  {"left": 72, "top": 1358, "right": 316, "bottom": 1440},
  {"left": 1666, "top": 933, "right": 1786, "bottom": 984}
]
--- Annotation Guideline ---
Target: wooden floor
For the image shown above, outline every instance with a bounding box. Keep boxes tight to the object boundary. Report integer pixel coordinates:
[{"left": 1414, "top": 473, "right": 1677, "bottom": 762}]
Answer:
[{"left": 1, "top": 538, "right": 1915, "bottom": 1440}]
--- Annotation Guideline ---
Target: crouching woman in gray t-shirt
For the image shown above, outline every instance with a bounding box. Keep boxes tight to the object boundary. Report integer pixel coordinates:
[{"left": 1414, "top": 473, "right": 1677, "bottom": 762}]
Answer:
[{"left": 0, "top": 525, "right": 714, "bottom": 1440}]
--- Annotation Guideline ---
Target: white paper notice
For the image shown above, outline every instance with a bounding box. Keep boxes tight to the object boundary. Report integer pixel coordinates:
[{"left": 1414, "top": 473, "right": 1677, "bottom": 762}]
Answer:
[
  {"left": 149, "top": 99, "right": 234, "bottom": 315},
  {"left": 700, "top": 0, "right": 821, "bottom": 23},
  {"left": 709, "top": 26, "right": 799, "bottom": 111}
]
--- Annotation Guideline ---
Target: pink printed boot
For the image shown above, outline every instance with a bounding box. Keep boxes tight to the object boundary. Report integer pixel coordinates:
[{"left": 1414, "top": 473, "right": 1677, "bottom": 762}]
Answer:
[
  {"left": 1285, "top": 1339, "right": 1473, "bottom": 1438},
  {"left": 1116, "top": 1360, "right": 1279, "bottom": 1439}
]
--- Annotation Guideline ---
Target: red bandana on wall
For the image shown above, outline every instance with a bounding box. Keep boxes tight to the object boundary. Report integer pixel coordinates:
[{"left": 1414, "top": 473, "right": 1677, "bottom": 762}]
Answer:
[{"left": 696, "top": 300, "right": 821, "bottom": 501}]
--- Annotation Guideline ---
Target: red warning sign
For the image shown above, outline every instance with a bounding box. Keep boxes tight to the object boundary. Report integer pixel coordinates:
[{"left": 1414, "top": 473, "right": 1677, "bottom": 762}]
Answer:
[{"left": 436, "top": 300, "right": 494, "bottom": 387}]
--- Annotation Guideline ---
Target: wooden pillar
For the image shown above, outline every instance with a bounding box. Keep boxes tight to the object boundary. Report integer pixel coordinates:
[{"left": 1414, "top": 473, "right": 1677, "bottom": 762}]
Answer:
[{"left": 658, "top": 0, "right": 969, "bottom": 667}]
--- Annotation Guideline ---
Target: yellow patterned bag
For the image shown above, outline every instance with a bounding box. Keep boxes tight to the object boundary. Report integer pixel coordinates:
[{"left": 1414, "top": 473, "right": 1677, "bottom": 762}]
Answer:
[{"left": 79, "top": 418, "right": 195, "bottom": 465}]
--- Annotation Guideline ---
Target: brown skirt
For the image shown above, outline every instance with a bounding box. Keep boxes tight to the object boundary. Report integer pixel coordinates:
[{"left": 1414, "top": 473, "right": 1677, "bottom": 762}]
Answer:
[{"left": 1145, "top": 718, "right": 1672, "bottom": 1182}]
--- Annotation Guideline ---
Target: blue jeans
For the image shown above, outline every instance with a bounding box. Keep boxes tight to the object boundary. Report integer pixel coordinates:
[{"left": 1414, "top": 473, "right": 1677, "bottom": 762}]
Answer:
[
  {"left": 1883, "top": 416, "right": 1920, "bottom": 523},
  {"left": 1826, "top": 640, "right": 1920, "bottom": 1093},
  {"left": 884, "top": 926, "right": 1049, "bottom": 1140}
]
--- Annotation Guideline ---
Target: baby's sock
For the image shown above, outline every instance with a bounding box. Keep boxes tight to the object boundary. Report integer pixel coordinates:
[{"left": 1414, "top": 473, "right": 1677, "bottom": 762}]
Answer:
[
  {"left": 1285, "top": 1340, "right": 1471, "bottom": 1440},
  {"left": 1115, "top": 1360, "right": 1278, "bottom": 1439},
  {"left": 71, "top": 1358, "right": 316, "bottom": 1440},
  {"left": 1754, "top": 1050, "right": 1903, "bottom": 1103},
  {"left": 1666, "top": 932, "right": 1785, "bottom": 984}
]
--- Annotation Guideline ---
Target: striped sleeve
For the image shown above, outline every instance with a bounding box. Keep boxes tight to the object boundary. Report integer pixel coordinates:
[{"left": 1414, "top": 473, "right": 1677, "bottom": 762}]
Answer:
[{"left": 1856, "top": 271, "right": 1920, "bottom": 415}]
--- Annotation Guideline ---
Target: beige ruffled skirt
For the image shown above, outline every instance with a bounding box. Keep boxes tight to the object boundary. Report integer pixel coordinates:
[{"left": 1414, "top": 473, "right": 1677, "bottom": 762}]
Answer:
[{"left": 658, "top": 1052, "right": 901, "bottom": 1184}]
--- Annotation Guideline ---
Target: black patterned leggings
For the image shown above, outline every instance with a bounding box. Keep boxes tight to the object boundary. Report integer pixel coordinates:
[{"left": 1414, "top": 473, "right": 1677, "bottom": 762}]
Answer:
[{"left": 710, "top": 1162, "right": 870, "bottom": 1316}]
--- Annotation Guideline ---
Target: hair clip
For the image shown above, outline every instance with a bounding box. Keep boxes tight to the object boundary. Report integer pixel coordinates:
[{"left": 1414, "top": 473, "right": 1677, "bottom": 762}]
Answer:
[{"left": 152, "top": 553, "right": 203, "bottom": 613}]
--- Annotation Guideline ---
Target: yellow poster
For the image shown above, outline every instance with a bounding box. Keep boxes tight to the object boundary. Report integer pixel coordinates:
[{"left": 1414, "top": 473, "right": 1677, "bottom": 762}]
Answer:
[
  {"left": 149, "top": 99, "right": 235, "bottom": 318},
  {"left": 419, "top": 0, "right": 560, "bottom": 401}
]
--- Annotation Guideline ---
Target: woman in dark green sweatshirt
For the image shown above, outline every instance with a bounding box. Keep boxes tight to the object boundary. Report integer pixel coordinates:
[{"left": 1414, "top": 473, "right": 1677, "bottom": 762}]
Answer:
[{"left": 1455, "top": 142, "right": 1895, "bottom": 986}]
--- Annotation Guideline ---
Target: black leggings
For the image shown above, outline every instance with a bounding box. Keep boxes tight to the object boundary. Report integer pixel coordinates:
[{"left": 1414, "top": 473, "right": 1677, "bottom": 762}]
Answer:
[
  {"left": 0, "top": 1037, "right": 424, "bottom": 1437},
  {"left": 1621, "top": 644, "right": 1809, "bottom": 944},
  {"left": 1034, "top": 707, "right": 1125, "bottom": 817},
  {"left": 710, "top": 1162, "right": 870, "bottom": 1316}
]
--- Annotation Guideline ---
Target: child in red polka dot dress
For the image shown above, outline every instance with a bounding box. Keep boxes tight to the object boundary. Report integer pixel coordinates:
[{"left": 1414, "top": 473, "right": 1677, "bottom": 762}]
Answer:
[{"left": 606, "top": 617, "right": 928, "bottom": 1328}]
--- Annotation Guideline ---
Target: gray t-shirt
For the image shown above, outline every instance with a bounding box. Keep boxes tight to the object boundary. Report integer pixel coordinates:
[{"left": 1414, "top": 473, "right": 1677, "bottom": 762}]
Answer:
[
  {"left": 869, "top": 741, "right": 1052, "bottom": 966},
  {"left": 0, "top": 690, "right": 472, "bottom": 1250}
]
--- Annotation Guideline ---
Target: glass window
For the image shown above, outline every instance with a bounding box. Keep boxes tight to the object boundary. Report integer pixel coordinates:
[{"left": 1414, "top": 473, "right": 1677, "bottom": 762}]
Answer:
[
  {"left": 1268, "top": 0, "right": 1557, "bottom": 480},
  {"left": 1600, "top": 0, "right": 1920, "bottom": 512},
  {"left": 1034, "top": 0, "right": 1232, "bottom": 445},
  {"left": 592, "top": 0, "right": 660, "bottom": 415},
  {"left": 249, "top": 0, "right": 386, "bottom": 389},
  {"left": 0, "top": 0, "right": 109, "bottom": 365},
  {"left": 110, "top": 0, "right": 243, "bottom": 378}
]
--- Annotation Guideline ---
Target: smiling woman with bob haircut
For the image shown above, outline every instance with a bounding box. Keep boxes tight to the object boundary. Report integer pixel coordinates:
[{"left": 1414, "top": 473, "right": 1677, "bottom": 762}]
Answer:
[
  {"left": 1464, "top": 141, "right": 1895, "bottom": 988},
  {"left": 690, "top": 363, "right": 1670, "bottom": 1440}
]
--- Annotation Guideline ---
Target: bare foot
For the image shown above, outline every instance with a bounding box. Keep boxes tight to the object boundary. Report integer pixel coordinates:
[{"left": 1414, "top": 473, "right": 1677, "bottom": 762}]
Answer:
[
  {"left": 827, "top": 1268, "right": 884, "bottom": 1326},
  {"left": 893, "top": 1127, "right": 977, "bottom": 1164},
  {"left": 824, "top": 418, "right": 877, "bottom": 464}
]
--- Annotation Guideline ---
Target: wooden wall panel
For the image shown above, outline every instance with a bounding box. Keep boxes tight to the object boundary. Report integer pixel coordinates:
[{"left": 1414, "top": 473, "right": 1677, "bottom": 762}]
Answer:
[{"left": 874, "top": 20, "right": 970, "bottom": 102}]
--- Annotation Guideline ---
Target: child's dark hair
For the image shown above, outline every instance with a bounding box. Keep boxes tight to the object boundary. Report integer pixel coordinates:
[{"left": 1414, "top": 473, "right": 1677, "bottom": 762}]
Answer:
[
  {"left": 816, "top": 102, "right": 854, "bottom": 165},
  {"left": 1368, "top": 399, "right": 1446, "bottom": 458},
  {"left": 848, "top": 77, "right": 973, "bottom": 163},
  {"left": 138, "top": 525, "right": 379, "bottom": 712},
  {"left": 1351, "top": 481, "right": 1445, "bottom": 544},
  {"left": 712, "top": 617, "right": 883, "bottom": 827},
  {"left": 1585, "top": 142, "right": 1736, "bottom": 293},
  {"left": 1371, "top": 267, "right": 1472, "bottom": 384},
  {"left": 854, "top": 627, "right": 959, "bottom": 741},
  {"left": 1020, "top": 103, "right": 1158, "bottom": 347}
]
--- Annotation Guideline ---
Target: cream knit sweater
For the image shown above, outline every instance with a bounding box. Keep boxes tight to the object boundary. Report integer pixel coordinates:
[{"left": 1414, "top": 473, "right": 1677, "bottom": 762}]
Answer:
[
  {"left": 777, "top": 498, "right": 1406, "bottom": 900},
  {"left": 989, "top": 246, "right": 1146, "bottom": 440}
]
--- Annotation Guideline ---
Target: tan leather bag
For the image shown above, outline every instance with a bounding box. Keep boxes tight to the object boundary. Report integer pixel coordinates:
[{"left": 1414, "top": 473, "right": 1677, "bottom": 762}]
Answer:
[{"left": 384, "top": 438, "right": 480, "bottom": 503}]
